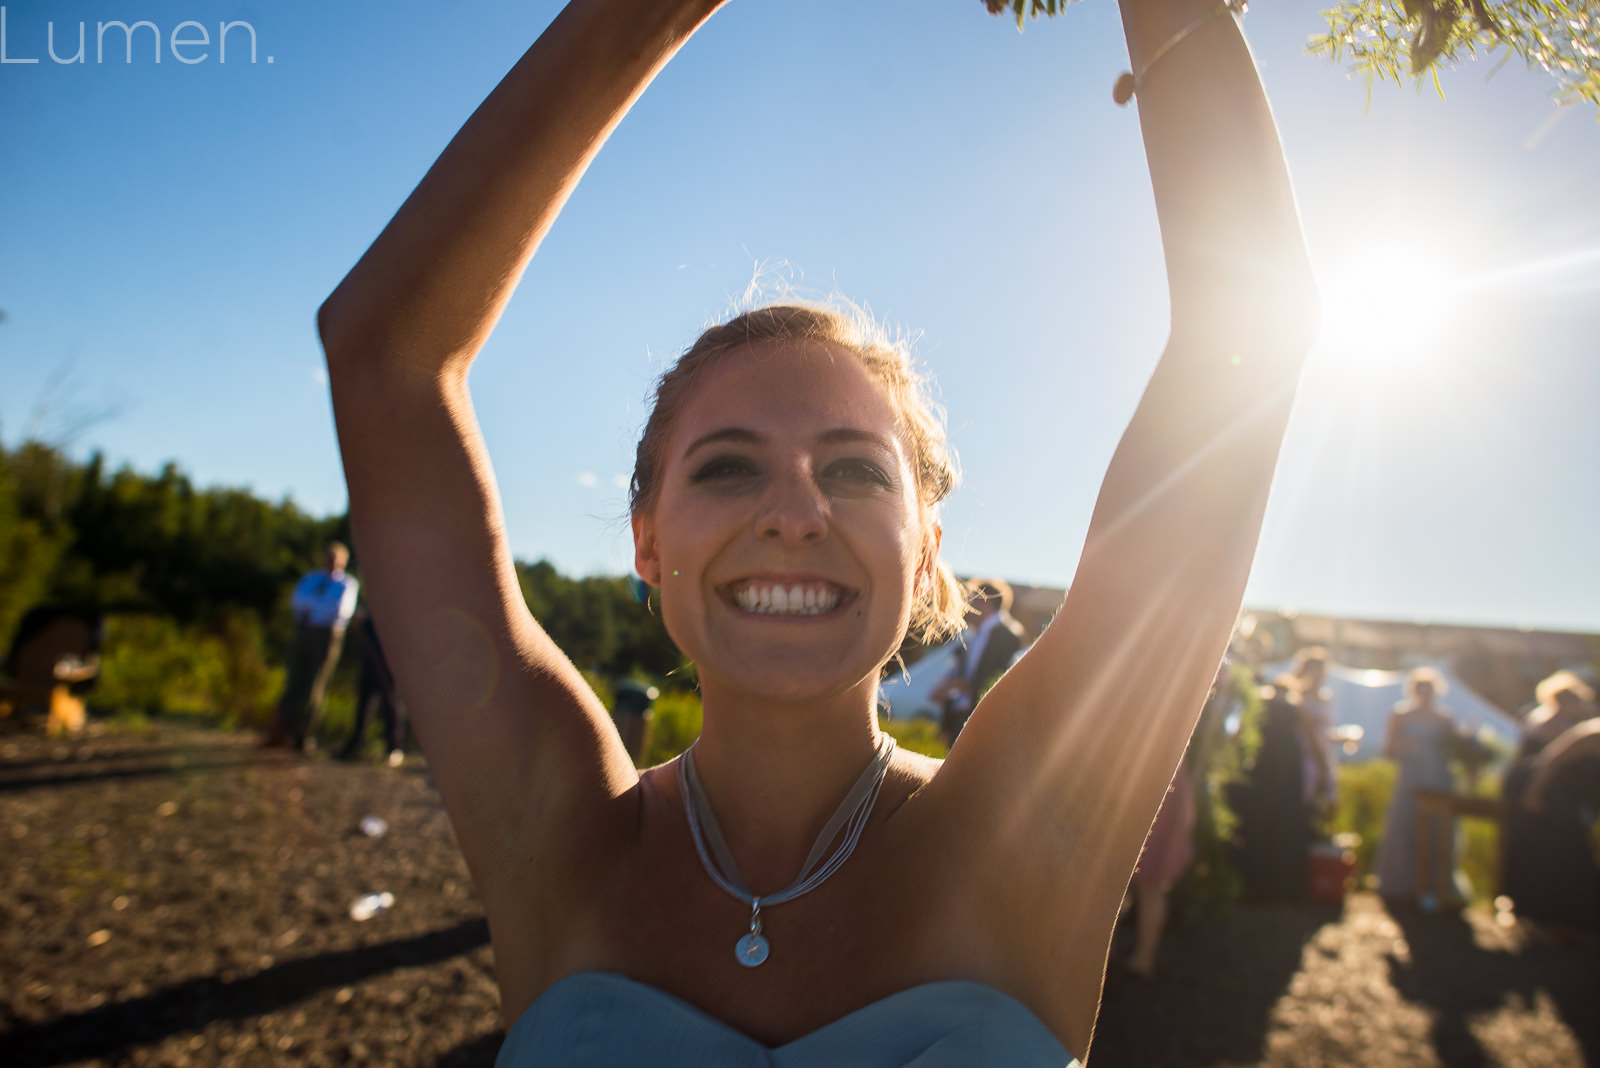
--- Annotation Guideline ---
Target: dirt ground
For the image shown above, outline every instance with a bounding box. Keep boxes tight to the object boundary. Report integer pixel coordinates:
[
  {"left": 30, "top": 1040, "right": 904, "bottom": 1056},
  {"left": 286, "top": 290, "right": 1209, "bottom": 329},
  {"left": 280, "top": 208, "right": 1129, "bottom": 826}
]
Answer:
[{"left": 3, "top": 722, "right": 1595, "bottom": 1068}]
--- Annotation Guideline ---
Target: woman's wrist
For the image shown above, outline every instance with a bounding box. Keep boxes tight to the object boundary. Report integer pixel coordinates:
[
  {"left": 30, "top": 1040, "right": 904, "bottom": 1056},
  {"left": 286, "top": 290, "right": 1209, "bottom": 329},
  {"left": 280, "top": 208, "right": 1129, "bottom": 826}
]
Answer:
[
  {"left": 597, "top": 0, "right": 727, "bottom": 46},
  {"left": 1118, "top": 0, "right": 1235, "bottom": 60}
]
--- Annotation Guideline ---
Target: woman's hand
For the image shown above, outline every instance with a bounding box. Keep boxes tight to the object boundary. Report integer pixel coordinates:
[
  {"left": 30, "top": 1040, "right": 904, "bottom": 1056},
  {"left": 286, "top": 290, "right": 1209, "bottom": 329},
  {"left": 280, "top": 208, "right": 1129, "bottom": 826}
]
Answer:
[{"left": 319, "top": 0, "right": 726, "bottom": 371}]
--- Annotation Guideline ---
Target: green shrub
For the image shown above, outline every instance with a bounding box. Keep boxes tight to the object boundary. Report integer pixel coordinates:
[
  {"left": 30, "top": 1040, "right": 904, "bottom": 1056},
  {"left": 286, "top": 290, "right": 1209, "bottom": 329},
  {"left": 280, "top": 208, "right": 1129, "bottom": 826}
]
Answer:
[
  {"left": 1460, "top": 771, "right": 1502, "bottom": 904},
  {"left": 581, "top": 670, "right": 615, "bottom": 714},
  {"left": 1176, "top": 666, "right": 1263, "bottom": 911},
  {"left": 880, "top": 716, "right": 947, "bottom": 758},
  {"left": 642, "top": 691, "right": 703, "bottom": 767},
  {"left": 96, "top": 616, "right": 218, "bottom": 717},
  {"left": 94, "top": 613, "right": 284, "bottom": 727},
  {"left": 1333, "top": 760, "right": 1397, "bottom": 880},
  {"left": 313, "top": 688, "right": 357, "bottom": 749},
  {"left": 208, "top": 611, "right": 282, "bottom": 730}
]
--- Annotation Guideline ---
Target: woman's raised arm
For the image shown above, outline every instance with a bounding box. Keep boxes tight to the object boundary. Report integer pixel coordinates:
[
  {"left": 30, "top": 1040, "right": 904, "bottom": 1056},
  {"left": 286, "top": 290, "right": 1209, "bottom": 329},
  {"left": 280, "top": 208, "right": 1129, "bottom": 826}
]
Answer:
[
  {"left": 317, "top": 0, "right": 725, "bottom": 922},
  {"left": 928, "top": 0, "right": 1318, "bottom": 1049}
]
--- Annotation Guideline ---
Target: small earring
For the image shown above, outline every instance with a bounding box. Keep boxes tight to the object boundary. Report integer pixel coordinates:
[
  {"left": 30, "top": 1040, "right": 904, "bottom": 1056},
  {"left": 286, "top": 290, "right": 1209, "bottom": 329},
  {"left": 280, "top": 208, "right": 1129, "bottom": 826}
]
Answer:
[{"left": 626, "top": 575, "right": 650, "bottom": 604}]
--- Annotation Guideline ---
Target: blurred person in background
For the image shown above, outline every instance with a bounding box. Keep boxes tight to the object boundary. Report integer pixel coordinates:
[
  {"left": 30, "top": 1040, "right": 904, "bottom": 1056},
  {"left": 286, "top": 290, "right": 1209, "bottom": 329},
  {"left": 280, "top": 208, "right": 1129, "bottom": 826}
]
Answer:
[
  {"left": 1278, "top": 646, "right": 1337, "bottom": 812},
  {"left": 268, "top": 541, "right": 359, "bottom": 752},
  {"left": 929, "top": 578, "right": 1026, "bottom": 747},
  {"left": 1520, "top": 670, "right": 1595, "bottom": 750},
  {"left": 1233, "top": 674, "right": 1311, "bottom": 901},
  {"left": 336, "top": 605, "right": 407, "bottom": 766},
  {"left": 1124, "top": 746, "right": 1200, "bottom": 979},
  {"left": 1374, "top": 668, "right": 1467, "bottom": 906},
  {"left": 1503, "top": 671, "right": 1599, "bottom": 935}
]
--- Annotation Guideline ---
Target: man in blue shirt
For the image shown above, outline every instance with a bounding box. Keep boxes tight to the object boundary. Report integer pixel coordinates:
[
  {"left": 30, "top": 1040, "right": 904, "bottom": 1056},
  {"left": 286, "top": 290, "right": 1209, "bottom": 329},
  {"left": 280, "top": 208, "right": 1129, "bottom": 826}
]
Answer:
[{"left": 270, "top": 541, "right": 360, "bottom": 751}]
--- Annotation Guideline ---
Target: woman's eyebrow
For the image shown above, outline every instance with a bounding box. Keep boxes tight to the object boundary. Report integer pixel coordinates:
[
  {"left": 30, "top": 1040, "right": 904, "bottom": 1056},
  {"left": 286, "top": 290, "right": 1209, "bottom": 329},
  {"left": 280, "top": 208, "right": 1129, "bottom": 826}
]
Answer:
[
  {"left": 817, "top": 428, "right": 895, "bottom": 450},
  {"left": 682, "top": 427, "right": 763, "bottom": 458},
  {"left": 682, "top": 426, "right": 895, "bottom": 460}
]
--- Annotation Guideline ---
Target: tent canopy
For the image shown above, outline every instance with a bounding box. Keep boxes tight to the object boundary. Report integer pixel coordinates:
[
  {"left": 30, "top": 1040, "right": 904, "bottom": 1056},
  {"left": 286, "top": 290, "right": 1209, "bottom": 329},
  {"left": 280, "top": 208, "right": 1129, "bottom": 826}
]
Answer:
[
  {"left": 1257, "top": 660, "right": 1517, "bottom": 761},
  {"left": 882, "top": 649, "right": 1522, "bottom": 763},
  {"left": 879, "top": 642, "right": 961, "bottom": 722}
]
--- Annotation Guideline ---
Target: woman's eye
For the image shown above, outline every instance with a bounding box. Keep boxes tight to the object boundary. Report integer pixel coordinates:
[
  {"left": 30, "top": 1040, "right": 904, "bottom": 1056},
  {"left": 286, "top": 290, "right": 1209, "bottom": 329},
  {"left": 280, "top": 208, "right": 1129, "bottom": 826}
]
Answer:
[
  {"left": 823, "top": 459, "right": 892, "bottom": 488},
  {"left": 689, "top": 457, "right": 758, "bottom": 482}
]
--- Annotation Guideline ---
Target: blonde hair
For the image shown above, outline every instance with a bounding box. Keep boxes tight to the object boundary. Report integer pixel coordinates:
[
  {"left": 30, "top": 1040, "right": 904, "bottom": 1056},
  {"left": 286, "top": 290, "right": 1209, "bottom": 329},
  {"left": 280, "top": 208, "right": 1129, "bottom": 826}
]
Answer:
[
  {"left": 630, "top": 302, "right": 967, "bottom": 643},
  {"left": 1405, "top": 666, "right": 1448, "bottom": 703},
  {"left": 970, "top": 578, "right": 1014, "bottom": 615},
  {"left": 1274, "top": 645, "right": 1328, "bottom": 700},
  {"left": 1535, "top": 669, "right": 1595, "bottom": 708},
  {"left": 1293, "top": 645, "right": 1327, "bottom": 676}
]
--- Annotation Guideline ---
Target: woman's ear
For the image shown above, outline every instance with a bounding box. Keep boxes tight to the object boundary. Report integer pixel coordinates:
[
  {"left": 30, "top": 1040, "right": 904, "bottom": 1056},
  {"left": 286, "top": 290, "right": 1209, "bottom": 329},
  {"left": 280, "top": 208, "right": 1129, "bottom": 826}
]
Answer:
[{"left": 632, "top": 512, "right": 661, "bottom": 586}]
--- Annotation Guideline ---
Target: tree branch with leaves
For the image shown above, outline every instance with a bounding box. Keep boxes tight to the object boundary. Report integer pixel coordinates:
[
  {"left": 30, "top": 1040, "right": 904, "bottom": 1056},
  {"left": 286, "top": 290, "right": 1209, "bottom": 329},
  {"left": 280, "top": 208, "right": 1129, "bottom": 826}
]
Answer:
[{"left": 985, "top": 0, "right": 1600, "bottom": 115}]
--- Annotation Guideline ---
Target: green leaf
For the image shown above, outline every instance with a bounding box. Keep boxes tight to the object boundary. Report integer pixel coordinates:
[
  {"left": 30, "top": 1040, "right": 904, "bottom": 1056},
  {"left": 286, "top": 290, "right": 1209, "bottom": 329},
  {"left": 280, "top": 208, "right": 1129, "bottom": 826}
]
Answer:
[{"left": 1308, "top": 0, "right": 1600, "bottom": 116}]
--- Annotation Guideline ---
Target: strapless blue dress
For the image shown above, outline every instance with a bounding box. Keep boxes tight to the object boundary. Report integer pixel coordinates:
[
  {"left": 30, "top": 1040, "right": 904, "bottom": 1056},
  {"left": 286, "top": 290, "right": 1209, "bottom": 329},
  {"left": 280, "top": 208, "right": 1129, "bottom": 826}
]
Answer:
[{"left": 494, "top": 971, "right": 1078, "bottom": 1067}]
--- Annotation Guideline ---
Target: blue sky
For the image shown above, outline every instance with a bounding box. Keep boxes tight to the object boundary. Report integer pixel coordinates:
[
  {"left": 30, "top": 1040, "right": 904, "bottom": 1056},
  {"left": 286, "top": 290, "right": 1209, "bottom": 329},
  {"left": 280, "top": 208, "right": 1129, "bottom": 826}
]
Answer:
[{"left": 3, "top": 0, "right": 1598, "bottom": 633}]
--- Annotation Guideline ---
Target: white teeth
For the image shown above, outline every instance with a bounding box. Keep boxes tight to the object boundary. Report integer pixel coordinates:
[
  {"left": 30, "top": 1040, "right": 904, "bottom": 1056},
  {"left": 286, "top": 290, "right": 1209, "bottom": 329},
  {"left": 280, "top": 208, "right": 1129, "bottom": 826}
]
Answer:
[{"left": 732, "top": 583, "right": 843, "bottom": 615}]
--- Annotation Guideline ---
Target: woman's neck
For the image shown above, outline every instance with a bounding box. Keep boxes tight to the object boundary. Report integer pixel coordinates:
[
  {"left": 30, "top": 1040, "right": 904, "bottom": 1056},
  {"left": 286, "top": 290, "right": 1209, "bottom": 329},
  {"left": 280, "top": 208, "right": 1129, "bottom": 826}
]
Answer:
[{"left": 685, "top": 676, "right": 884, "bottom": 894}]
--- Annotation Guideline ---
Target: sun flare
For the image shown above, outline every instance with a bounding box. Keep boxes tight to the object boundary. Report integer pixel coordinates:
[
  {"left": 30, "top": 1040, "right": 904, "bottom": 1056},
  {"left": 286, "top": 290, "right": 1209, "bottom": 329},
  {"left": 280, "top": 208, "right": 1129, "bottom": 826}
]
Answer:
[{"left": 1315, "top": 244, "right": 1460, "bottom": 378}]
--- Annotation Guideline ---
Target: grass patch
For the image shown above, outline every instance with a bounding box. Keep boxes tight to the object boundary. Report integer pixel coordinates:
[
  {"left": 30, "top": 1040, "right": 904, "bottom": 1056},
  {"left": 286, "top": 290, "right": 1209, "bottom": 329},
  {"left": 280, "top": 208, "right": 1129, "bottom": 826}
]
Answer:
[{"left": 880, "top": 716, "right": 947, "bottom": 758}]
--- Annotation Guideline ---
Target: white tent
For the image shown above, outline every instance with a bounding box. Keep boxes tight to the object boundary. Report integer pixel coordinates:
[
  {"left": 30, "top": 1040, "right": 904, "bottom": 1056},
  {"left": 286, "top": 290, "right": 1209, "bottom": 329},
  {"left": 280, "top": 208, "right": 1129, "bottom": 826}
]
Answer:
[
  {"left": 879, "top": 642, "right": 962, "bottom": 721},
  {"left": 1267, "top": 660, "right": 1520, "bottom": 762},
  {"left": 885, "top": 652, "right": 1523, "bottom": 763}
]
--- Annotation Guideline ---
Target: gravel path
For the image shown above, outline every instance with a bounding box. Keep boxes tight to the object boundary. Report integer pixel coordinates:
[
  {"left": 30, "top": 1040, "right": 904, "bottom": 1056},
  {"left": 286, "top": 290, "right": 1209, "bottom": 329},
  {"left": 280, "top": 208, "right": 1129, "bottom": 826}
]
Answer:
[{"left": 3, "top": 723, "right": 1594, "bottom": 1067}]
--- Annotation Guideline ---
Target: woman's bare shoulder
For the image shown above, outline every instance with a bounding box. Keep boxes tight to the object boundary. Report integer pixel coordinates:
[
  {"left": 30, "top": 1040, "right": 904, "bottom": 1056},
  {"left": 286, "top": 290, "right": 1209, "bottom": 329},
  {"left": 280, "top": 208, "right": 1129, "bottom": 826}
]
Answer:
[
  {"left": 877, "top": 745, "right": 943, "bottom": 820},
  {"left": 895, "top": 745, "right": 944, "bottom": 785}
]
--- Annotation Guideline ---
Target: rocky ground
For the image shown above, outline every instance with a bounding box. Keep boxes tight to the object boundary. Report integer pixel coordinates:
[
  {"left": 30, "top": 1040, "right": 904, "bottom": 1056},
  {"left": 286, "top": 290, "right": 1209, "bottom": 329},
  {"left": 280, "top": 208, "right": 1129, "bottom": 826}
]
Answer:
[{"left": 3, "top": 722, "right": 1595, "bottom": 1068}]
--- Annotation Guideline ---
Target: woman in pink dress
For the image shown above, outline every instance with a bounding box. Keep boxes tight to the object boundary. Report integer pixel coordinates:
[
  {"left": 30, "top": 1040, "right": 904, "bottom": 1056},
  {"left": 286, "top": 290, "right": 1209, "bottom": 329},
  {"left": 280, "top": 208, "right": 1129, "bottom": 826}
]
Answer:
[{"left": 1126, "top": 760, "right": 1196, "bottom": 978}]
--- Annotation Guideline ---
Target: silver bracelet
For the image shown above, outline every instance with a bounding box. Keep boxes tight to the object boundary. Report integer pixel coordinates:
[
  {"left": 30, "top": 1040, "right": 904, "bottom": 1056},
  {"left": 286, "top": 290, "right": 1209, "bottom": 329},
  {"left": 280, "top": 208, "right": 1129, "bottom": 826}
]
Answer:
[{"left": 1113, "top": 0, "right": 1247, "bottom": 106}]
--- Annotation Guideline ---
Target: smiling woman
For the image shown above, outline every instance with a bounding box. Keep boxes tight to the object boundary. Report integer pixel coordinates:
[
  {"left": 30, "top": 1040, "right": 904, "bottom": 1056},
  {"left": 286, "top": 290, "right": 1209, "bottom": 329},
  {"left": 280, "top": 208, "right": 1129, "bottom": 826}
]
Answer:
[{"left": 313, "top": 0, "right": 1318, "bottom": 1064}]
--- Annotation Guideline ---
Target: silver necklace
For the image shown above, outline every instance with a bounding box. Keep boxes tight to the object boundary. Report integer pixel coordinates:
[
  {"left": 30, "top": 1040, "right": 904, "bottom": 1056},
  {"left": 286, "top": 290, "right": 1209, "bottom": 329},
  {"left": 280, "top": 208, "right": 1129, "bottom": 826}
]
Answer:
[{"left": 677, "top": 733, "right": 896, "bottom": 968}]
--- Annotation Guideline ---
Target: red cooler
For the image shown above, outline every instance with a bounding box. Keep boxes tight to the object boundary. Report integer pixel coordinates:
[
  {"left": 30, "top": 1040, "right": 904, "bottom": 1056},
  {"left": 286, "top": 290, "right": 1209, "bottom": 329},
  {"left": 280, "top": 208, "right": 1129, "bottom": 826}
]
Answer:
[{"left": 1309, "top": 842, "right": 1356, "bottom": 902}]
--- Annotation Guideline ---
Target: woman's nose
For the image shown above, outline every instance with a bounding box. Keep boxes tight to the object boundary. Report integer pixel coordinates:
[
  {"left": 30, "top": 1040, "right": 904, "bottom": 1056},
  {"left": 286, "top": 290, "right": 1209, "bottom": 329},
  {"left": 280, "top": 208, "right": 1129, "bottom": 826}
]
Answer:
[{"left": 757, "top": 466, "right": 828, "bottom": 546}]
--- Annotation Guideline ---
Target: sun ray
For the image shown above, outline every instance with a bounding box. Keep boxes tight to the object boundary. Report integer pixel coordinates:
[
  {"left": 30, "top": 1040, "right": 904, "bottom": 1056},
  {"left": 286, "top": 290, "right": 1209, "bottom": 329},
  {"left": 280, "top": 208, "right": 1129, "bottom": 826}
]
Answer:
[{"left": 1456, "top": 245, "right": 1600, "bottom": 294}]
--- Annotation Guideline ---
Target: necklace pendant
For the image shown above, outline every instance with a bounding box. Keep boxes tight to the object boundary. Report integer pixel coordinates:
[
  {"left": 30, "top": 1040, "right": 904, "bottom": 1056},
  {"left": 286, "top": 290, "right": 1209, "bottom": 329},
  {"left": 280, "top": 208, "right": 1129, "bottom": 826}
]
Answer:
[
  {"left": 735, "top": 931, "right": 770, "bottom": 967},
  {"left": 736, "top": 897, "right": 769, "bottom": 967}
]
